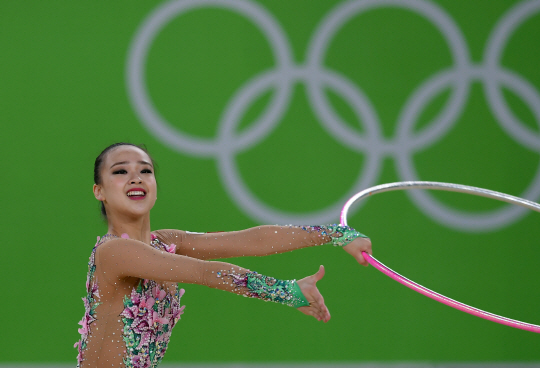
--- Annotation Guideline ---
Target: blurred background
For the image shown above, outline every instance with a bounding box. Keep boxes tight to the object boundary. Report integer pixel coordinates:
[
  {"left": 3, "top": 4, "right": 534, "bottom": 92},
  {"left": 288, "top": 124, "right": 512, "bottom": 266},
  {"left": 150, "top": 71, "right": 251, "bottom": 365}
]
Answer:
[{"left": 1, "top": 0, "right": 539, "bottom": 366}]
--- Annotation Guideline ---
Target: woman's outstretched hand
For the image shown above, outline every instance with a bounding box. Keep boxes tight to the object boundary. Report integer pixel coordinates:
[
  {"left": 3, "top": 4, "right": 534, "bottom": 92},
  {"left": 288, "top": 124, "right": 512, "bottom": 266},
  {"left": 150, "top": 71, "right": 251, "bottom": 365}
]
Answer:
[
  {"left": 296, "top": 265, "right": 331, "bottom": 322},
  {"left": 343, "top": 237, "right": 372, "bottom": 266}
]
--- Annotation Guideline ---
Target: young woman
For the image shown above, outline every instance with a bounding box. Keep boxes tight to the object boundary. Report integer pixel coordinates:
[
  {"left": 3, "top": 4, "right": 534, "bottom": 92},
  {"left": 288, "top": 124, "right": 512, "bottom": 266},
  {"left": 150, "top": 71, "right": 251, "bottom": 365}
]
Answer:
[{"left": 75, "top": 142, "right": 372, "bottom": 367}]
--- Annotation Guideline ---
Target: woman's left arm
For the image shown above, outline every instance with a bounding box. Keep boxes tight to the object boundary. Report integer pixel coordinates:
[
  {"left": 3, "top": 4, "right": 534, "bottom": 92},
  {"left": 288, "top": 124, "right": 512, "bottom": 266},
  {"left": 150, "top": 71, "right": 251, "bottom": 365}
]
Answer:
[{"left": 153, "top": 225, "right": 371, "bottom": 263}]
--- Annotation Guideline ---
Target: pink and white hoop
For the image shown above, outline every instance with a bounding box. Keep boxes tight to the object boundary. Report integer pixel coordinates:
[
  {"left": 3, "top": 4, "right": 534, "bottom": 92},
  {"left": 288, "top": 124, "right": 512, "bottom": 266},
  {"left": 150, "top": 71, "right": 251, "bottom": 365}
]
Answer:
[{"left": 340, "top": 181, "right": 540, "bottom": 333}]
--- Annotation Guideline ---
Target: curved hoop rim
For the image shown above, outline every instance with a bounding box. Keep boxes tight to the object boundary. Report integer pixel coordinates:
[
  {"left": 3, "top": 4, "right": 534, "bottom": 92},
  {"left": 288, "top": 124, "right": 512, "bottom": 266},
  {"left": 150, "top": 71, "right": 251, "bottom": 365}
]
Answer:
[{"left": 340, "top": 181, "right": 540, "bottom": 333}]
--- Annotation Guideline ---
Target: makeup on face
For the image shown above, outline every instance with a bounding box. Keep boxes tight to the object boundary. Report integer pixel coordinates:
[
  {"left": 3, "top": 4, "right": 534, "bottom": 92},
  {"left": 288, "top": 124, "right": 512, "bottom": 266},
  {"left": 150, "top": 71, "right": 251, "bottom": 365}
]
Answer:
[
  {"left": 126, "top": 187, "right": 147, "bottom": 200},
  {"left": 101, "top": 146, "right": 157, "bottom": 210}
]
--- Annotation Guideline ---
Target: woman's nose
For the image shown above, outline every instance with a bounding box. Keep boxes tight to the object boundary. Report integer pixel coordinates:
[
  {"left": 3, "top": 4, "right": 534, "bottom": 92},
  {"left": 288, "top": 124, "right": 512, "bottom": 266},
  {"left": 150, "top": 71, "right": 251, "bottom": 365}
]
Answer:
[{"left": 130, "top": 176, "right": 142, "bottom": 184}]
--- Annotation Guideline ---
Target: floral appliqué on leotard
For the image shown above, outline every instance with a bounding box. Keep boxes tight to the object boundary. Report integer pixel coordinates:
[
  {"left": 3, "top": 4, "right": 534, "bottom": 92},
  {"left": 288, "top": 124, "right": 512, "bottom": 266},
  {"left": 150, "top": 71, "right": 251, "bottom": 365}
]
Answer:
[
  {"left": 74, "top": 236, "right": 102, "bottom": 365},
  {"left": 75, "top": 234, "right": 185, "bottom": 368}
]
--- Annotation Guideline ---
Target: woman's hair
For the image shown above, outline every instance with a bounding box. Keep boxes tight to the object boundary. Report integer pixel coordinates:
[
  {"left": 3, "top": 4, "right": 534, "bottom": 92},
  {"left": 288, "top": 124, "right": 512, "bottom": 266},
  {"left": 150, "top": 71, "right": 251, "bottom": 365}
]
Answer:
[{"left": 94, "top": 142, "right": 156, "bottom": 220}]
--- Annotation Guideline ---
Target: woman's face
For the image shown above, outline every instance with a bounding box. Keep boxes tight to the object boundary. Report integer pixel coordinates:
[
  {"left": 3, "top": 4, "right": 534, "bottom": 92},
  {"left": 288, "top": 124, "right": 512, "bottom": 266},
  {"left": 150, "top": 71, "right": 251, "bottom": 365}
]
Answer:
[{"left": 94, "top": 146, "right": 157, "bottom": 220}]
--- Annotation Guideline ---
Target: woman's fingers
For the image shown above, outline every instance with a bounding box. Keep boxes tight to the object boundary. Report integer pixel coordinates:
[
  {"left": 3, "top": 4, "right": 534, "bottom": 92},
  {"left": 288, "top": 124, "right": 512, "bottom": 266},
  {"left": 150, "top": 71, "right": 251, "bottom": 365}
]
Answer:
[
  {"left": 298, "top": 306, "right": 323, "bottom": 321},
  {"left": 297, "top": 299, "right": 330, "bottom": 322},
  {"left": 362, "top": 238, "right": 373, "bottom": 255},
  {"left": 310, "top": 266, "right": 330, "bottom": 321},
  {"left": 343, "top": 238, "right": 372, "bottom": 266},
  {"left": 296, "top": 265, "right": 332, "bottom": 322},
  {"left": 310, "top": 296, "right": 330, "bottom": 322},
  {"left": 313, "top": 265, "right": 325, "bottom": 281},
  {"left": 356, "top": 252, "right": 368, "bottom": 266}
]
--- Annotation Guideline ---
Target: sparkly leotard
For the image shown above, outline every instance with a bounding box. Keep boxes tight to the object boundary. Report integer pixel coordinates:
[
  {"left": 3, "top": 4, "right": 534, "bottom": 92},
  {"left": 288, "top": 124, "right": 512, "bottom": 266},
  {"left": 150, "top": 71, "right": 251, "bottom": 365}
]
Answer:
[
  {"left": 75, "top": 225, "right": 367, "bottom": 367},
  {"left": 75, "top": 234, "right": 185, "bottom": 367}
]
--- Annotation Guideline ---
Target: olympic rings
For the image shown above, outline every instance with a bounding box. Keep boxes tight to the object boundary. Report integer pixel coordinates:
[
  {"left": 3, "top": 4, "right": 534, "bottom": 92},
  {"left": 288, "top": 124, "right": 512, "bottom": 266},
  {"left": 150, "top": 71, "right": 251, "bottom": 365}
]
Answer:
[
  {"left": 340, "top": 181, "right": 540, "bottom": 333},
  {"left": 127, "top": 0, "right": 540, "bottom": 230}
]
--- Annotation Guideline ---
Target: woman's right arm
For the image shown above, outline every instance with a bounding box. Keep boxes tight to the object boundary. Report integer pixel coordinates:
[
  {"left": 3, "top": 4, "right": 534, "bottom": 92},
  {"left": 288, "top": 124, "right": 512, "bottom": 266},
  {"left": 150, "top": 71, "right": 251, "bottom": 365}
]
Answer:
[
  {"left": 96, "top": 238, "right": 331, "bottom": 321},
  {"left": 154, "top": 225, "right": 371, "bottom": 264}
]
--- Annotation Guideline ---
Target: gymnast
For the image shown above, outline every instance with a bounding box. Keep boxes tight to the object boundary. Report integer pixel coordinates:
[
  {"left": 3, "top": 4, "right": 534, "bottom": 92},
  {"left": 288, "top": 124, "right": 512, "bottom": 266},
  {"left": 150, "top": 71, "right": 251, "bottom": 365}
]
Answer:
[{"left": 74, "top": 142, "right": 372, "bottom": 367}]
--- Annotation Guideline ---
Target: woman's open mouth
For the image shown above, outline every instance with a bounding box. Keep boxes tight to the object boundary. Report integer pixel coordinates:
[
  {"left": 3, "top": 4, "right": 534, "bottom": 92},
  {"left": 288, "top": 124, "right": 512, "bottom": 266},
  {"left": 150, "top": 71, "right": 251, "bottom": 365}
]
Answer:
[{"left": 126, "top": 189, "right": 146, "bottom": 200}]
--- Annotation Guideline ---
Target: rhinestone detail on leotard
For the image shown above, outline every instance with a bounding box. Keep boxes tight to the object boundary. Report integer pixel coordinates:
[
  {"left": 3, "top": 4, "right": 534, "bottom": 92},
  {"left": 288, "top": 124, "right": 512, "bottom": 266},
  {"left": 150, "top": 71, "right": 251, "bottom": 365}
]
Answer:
[{"left": 75, "top": 234, "right": 185, "bottom": 368}]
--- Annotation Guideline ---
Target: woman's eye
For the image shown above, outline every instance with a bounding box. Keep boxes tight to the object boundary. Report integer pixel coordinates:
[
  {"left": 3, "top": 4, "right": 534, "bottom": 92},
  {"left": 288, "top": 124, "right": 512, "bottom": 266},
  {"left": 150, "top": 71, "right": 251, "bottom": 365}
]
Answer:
[
  {"left": 113, "top": 169, "right": 127, "bottom": 174},
  {"left": 141, "top": 169, "right": 153, "bottom": 174}
]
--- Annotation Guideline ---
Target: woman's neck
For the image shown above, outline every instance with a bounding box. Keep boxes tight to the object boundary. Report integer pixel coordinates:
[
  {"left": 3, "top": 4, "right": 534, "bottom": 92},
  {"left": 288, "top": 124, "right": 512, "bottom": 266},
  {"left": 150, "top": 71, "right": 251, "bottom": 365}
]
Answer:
[{"left": 107, "top": 215, "right": 152, "bottom": 243}]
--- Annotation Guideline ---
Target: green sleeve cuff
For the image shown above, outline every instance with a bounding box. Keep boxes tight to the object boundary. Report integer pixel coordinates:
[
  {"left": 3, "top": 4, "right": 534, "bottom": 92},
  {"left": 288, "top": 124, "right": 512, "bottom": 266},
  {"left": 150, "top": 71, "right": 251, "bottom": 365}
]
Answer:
[
  {"left": 289, "top": 280, "right": 310, "bottom": 308},
  {"left": 331, "top": 225, "right": 368, "bottom": 246},
  {"left": 246, "top": 273, "right": 309, "bottom": 308},
  {"left": 301, "top": 224, "right": 368, "bottom": 246}
]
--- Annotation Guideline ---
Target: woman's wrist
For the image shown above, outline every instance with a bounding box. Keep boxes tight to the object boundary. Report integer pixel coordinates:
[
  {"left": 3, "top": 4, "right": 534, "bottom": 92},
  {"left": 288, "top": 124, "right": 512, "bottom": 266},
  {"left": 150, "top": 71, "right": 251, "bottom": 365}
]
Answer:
[
  {"left": 300, "top": 224, "right": 368, "bottom": 246},
  {"left": 246, "top": 273, "right": 309, "bottom": 308},
  {"left": 219, "top": 270, "right": 309, "bottom": 308}
]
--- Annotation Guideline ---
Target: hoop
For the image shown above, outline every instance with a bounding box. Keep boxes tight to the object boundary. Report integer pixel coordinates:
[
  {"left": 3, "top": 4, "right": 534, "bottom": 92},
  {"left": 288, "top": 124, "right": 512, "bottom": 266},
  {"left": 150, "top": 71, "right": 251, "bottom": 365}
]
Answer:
[{"left": 340, "top": 181, "right": 540, "bottom": 333}]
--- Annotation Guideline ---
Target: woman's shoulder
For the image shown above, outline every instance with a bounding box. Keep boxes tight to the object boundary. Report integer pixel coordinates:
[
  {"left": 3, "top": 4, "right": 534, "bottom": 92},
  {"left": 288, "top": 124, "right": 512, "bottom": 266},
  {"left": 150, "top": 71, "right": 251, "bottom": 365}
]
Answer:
[
  {"left": 93, "top": 234, "right": 129, "bottom": 249},
  {"left": 151, "top": 229, "right": 187, "bottom": 245}
]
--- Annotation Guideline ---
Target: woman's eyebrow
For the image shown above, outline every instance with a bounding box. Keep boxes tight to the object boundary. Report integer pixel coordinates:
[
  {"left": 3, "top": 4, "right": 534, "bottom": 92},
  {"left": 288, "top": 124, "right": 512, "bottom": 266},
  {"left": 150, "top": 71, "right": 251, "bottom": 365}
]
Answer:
[
  {"left": 110, "top": 160, "right": 153, "bottom": 169},
  {"left": 140, "top": 160, "right": 153, "bottom": 167},
  {"left": 110, "top": 161, "right": 128, "bottom": 169}
]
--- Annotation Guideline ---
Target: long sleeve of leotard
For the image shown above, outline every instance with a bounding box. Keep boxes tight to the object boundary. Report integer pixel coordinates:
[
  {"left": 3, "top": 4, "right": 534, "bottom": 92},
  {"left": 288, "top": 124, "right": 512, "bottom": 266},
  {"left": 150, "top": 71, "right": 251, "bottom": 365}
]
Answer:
[
  {"left": 154, "top": 224, "right": 368, "bottom": 260},
  {"left": 96, "top": 238, "right": 308, "bottom": 307}
]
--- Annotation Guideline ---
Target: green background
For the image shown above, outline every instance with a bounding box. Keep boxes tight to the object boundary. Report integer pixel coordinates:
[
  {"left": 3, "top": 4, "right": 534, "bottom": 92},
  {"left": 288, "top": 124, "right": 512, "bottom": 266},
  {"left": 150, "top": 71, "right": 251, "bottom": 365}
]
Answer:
[{"left": 1, "top": 0, "right": 539, "bottom": 364}]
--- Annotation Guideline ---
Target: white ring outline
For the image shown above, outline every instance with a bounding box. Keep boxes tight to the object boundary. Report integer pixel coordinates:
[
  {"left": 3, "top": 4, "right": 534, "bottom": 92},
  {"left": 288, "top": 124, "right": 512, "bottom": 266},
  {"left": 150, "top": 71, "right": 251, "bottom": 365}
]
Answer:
[
  {"left": 127, "top": 0, "right": 295, "bottom": 157},
  {"left": 126, "top": 0, "right": 540, "bottom": 231}
]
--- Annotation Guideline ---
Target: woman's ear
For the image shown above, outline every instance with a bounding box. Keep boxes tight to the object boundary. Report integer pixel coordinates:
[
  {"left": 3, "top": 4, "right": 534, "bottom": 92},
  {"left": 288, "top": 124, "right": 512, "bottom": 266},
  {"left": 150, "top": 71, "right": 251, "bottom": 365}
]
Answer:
[{"left": 93, "top": 184, "right": 104, "bottom": 201}]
